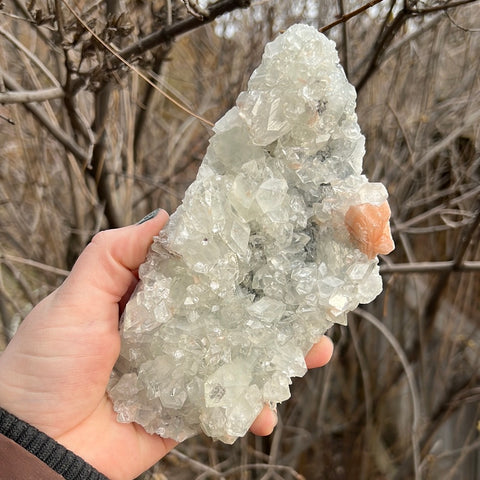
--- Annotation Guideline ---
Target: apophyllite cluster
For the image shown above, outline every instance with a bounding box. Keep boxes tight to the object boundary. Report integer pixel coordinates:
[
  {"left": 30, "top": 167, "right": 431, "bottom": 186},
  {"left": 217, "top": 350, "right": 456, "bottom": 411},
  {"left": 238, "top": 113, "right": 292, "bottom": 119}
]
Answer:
[{"left": 108, "top": 24, "right": 394, "bottom": 444}]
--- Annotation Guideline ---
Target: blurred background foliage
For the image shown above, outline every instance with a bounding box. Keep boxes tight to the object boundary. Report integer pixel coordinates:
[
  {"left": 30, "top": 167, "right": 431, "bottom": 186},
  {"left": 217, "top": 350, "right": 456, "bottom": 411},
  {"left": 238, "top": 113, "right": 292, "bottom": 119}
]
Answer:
[{"left": 0, "top": 1, "right": 479, "bottom": 478}]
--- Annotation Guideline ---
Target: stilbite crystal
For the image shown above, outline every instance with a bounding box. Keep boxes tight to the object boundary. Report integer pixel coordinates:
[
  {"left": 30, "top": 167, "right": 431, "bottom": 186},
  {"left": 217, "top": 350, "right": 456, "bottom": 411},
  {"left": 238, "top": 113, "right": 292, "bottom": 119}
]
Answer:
[{"left": 108, "top": 24, "right": 394, "bottom": 444}]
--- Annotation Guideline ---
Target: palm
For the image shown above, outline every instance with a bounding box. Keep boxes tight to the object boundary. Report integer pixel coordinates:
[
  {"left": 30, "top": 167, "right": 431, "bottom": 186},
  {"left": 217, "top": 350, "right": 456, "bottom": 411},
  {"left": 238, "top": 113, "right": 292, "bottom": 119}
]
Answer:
[
  {"left": 2, "top": 292, "right": 121, "bottom": 436},
  {"left": 3, "top": 300, "right": 176, "bottom": 477},
  {"left": 0, "top": 214, "right": 177, "bottom": 480}
]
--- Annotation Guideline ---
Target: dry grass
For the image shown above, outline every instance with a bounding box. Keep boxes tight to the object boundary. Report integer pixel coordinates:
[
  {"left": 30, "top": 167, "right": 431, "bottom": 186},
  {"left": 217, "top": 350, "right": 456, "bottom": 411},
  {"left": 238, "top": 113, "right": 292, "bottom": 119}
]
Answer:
[{"left": 1, "top": 1, "right": 479, "bottom": 479}]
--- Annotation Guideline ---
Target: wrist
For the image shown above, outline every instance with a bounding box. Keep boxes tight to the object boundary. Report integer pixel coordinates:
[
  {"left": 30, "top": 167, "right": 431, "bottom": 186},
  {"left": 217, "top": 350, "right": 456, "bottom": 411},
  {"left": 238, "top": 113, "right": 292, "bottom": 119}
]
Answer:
[
  {"left": 0, "top": 348, "right": 30, "bottom": 424},
  {"left": 0, "top": 407, "right": 109, "bottom": 480}
]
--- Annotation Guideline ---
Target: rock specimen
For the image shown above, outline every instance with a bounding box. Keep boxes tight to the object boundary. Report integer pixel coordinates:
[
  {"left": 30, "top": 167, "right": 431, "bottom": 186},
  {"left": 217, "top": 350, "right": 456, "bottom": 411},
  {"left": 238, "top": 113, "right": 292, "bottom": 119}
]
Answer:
[{"left": 108, "top": 23, "right": 394, "bottom": 444}]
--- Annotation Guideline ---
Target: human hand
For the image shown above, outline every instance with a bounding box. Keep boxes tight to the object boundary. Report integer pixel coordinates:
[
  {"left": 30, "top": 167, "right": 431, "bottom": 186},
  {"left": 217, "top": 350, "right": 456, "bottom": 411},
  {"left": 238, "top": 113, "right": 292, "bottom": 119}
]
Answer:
[{"left": 0, "top": 210, "right": 333, "bottom": 480}]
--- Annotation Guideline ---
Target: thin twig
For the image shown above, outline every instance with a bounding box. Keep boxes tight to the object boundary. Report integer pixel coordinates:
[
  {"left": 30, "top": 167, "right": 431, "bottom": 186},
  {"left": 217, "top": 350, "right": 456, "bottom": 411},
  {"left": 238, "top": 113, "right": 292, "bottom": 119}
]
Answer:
[
  {"left": 55, "top": 0, "right": 95, "bottom": 154},
  {"left": 169, "top": 449, "right": 224, "bottom": 476},
  {"left": 222, "top": 463, "right": 305, "bottom": 479},
  {"left": 59, "top": 0, "right": 253, "bottom": 127},
  {"left": 380, "top": 260, "right": 480, "bottom": 274},
  {"left": 133, "top": 46, "right": 172, "bottom": 156},
  {"left": 445, "top": 8, "right": 480, "bottom": 32},
  {"left": 0, "top": 253, "right": 70, "bottom": 277},
  {"left": 355, "top": 308, "right": 421, "bottom": 480},
  {"left": 413, "top": 108, "right": 480, "bottom": 172},
  {"left": 259, "top": 412, "right": 283, "bottom": 480},
  {"left": 349, "top": 320, "right": 373, "bottom": 480},
  {"left": 115, "top": 0, "right": 251, "bottom": 65},
  {"left": 340, "top": 0, "right": 349, "bottom": 77},
  {"left": 320, "top": 0, "right": 385, "bottom": 33},
  {"left": 423, "top": 199, "right": 480, "bottom": 324},
  {"left": 410, "top": 0, "right": 479, "bottom": 15},
  {"left": 355, "top": 0, "right": 480, "bottom": 90},
  {"left": 90, "top": 83, "right": 123, "bottom": 228},
  {"left": 0, "top": 112, "right": 15, "bottom": 124},
  {"left": 0, "top": 25, "right": 60, "bottom": 87},
  {"left": 8, "top": 0, "right": 57, "bottom": 46},
  {"left": 395, "top": 377, "right": 479, "bottom": 479},
  {"left": 393, "top": 186, "right": 480, "bottom": 232},
  {"left": 1, "top": 70, "right": 88, "bottom": 162},
  {"left": 434, "top": 438, "right": 480, "bottom": 461},
  {"left": 356, "top": 7, "right": 409, "bottom": 91},
  {"left": 382, "top": 13, "right": 443, "bottom": 61}
]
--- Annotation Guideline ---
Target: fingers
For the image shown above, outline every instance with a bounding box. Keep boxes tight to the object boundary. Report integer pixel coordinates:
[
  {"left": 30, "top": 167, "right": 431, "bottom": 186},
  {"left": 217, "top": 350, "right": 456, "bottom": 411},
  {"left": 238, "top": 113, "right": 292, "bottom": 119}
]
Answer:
[
  {"left": 250, "top": 335, "right": 334, "bottom": 437},
  {"left": 60, "top": 209, "right": 169, "bottom": 304},
  {"left": 250, "top": 405, "right": 277, "bottom": 436},
  {"left": 305, "top": 335, "right": 334, "bottom": 369}
]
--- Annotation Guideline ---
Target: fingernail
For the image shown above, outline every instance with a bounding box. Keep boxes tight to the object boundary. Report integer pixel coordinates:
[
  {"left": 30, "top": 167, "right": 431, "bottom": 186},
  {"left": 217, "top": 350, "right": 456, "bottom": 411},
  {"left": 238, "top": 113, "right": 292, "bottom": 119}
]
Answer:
[{"left": 136, "top": 208, "right": 161, "bottom": 225}]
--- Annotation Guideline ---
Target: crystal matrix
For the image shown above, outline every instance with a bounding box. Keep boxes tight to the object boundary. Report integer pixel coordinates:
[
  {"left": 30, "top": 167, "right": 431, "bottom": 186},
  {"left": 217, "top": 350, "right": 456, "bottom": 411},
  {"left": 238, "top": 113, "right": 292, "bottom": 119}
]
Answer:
[{"left": 108, "top": 24, "right": 394, "bottom": 443}]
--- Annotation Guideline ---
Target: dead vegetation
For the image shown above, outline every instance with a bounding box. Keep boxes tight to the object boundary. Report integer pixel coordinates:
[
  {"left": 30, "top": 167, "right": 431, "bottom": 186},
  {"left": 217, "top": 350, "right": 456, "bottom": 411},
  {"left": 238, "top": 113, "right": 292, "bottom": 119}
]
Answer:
[{"left": 0, "top": 1, "right": 479, "bottom": 478}]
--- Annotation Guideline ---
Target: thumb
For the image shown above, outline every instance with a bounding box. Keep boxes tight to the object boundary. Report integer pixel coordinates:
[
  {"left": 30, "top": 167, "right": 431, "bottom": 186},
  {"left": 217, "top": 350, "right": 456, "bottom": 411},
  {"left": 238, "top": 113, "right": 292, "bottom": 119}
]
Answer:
[{"left": 60, "top": 209, "right": 169, "bottom": 306}]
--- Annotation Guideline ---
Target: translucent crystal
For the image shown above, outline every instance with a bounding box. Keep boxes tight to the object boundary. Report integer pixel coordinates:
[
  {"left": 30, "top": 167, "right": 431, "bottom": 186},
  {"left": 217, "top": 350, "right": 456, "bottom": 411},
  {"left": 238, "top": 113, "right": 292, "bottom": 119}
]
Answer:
[{"left": 107, "top": 24, "right": 394, "bottom": 444}]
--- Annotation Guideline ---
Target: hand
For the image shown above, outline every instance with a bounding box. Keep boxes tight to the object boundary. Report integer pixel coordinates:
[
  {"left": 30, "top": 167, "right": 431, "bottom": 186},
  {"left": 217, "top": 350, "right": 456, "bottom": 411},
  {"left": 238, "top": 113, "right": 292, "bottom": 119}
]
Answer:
[{"left": 0, "top": 210, "right": 333, "bottom": 480}]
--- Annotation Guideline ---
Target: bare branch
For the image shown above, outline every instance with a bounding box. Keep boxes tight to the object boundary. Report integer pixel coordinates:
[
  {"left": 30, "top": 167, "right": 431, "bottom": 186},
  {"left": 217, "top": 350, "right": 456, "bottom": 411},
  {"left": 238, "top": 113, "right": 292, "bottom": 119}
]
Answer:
[
  {"left": 355, "top": 0, "right": 480, "bottom": 90},
  {"left": 168, "top": 449, "right": 223, "bottom": 476},
  {"left": 0, "top": 86, "right": 64, "bottom": 104},
  {"left": 445, "top": 8, "right": 480, "bottom": 32},
  {"left": 1, "top": 70, "right": 88, "bottom": 163},
  {"left": 337, "top": 0, "right": 350, "bottom": 76},
  {"left": 356, "top": 7, "right": 410, "bottom": 91},
  {"left": 115, "top": 0, "right": 252, "bottom": 64},
  {"left": 89, "top": 85, "right": 123, "bottom": 228},
  {"left": 380, "top": 260, "right": 480, "bottom": 274},
  {"left": 0, "top": 112, "right": 15, "bottom": 124},
  {"left": 394, "top": 376, "right": 479, "bottom": 480},
  {"left": 355, "top": 308, "right": 421, "bottom": 480},
  {"left": 0, "top": 25, "right": 60, "bottom": 87},
  {"left": 0, "top": 253, "right": 70, "bottom": 277},
  {"left": 61, "top": 0, "right": 216, "bottom": 127},
  {"left": 423, "top": 199, "right": 480, "bottom": 327},
  {"left": 320, "top": 0, "right": 385, "bottom": 33},
  {"left": 133, "top": 46, "right": 172, "bottom": 156},
  {"left": 53, "top": 0, "right": 95, "bottom": 152},
  {"left": 410, "top": 0, "right": 480, "bottom": 15},
  {"left": 86, "top": 0, "right": 126, "bottom": 229},
  {"left": 382, "top": 13, "right": 443, "bottom": 60},
  {"left": 413, "top": 108, "right": 480, "bottom": 172}
]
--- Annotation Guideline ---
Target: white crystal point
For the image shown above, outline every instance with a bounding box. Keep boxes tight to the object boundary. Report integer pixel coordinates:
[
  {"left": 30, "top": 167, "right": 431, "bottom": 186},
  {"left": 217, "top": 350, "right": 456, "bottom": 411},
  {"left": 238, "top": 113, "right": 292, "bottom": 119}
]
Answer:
[{"left": 108, "top": 23, "right": 393, "bottom": 444}]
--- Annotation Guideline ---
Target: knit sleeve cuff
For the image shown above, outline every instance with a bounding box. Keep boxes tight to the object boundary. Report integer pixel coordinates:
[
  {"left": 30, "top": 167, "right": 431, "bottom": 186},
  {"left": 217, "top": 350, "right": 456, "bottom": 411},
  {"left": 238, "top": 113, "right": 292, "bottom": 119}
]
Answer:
[{"left": 0, "top": 407, "right": 109, "bottom": 480}]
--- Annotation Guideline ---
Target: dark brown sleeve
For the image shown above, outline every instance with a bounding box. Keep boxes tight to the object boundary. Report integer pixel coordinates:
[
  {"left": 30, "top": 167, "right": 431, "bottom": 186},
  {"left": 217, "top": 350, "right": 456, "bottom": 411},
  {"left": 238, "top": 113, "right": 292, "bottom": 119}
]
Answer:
[
  {"left": 0, "top": 408, "right": 109, "bottom": 480},
  {"left": 0, "top": 433, "right": 64, "bottom": 480}
]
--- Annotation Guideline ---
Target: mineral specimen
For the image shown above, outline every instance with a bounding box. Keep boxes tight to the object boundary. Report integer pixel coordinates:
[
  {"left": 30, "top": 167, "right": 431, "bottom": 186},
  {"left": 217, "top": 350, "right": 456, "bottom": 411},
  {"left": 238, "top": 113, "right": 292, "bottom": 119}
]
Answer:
[{"left": 108, "top": 23, "right": 394, "bottom": 444}]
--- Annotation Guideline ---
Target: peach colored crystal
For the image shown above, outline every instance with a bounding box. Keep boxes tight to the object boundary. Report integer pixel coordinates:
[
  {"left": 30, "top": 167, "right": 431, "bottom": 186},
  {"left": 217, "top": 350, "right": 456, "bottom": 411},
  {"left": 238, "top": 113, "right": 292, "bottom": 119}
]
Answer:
[{"left": 345, "top": 202, "right": 395, "bottom": 259}]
